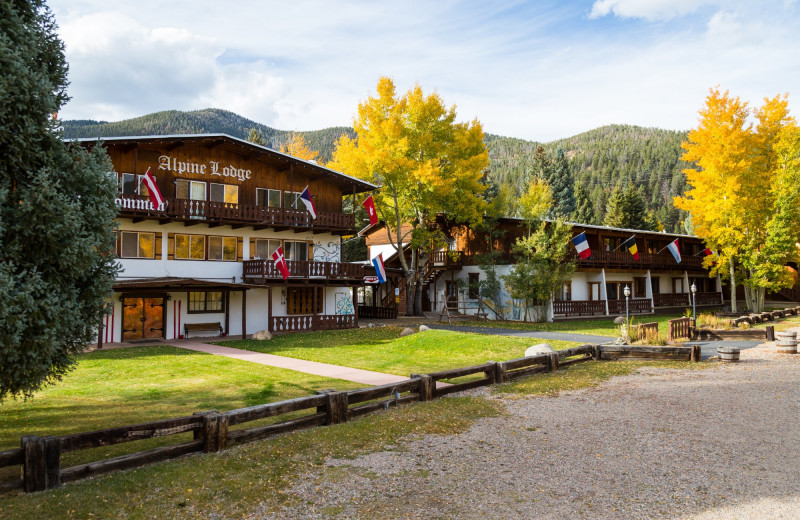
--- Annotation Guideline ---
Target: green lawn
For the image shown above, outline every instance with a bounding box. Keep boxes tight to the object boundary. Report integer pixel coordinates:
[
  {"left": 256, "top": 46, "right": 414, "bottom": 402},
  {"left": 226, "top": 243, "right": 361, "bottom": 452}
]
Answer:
[
  {"left": 0, "top": 345, "right": 365, "bottom": 461},
  {"left": 220, "top": 327, "right": 581, "bottom": 376}
]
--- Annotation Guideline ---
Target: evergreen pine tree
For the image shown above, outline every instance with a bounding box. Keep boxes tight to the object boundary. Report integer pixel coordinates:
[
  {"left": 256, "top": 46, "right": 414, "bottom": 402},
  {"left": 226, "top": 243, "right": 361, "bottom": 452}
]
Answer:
[
  {"left": 604, "top": 185, "right": 628, "bottom": 228},
  {"left": 604, "top": 184, "right": 658, "bottom": 230},
  {"left": 0, "top": 1, "right": 119, "bottom": 400},
  {"left": 549, "top": 148, "right": 575, "bottom": 217},
  {"left": 572, "top": 182, "right": 595, "bottom": 224},
  {"left": 246, "top": 127, "right": 266, "bottom": 146}
]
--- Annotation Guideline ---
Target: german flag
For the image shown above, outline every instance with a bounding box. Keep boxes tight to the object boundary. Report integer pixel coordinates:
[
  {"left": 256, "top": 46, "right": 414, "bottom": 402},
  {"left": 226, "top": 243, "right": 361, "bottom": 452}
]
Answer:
[{"left": 621, "top": 236, "right": 639, "bottom": 260}]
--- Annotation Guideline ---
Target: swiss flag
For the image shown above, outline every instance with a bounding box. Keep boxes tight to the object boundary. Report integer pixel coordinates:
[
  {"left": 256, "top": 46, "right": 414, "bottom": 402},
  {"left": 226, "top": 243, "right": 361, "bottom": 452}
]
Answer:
[
  {"left": 362, "top": 194, "right": 378, "bottom": 226},
  {"left": 272, "top": 246, "right": 290, "bottom": 280}
]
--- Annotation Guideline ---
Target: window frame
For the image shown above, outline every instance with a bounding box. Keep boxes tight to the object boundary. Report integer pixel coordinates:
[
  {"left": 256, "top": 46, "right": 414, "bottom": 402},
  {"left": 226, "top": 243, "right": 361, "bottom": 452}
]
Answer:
[
  {"left": 175, "top": 179, "right": 207, "bottom": 201},
  {"left": 120, "top": 231, "right": 156, "bottom": 259},
  {"left": 208, "top": 236, "right": 237, "bottom": 262},
  {"left": 284, "top": 240, "right": 309, "bottom": 262},
  {"left": 174, "top": 233, "right": 206, "bottom": 260},
  {"left": 284, "top": 191, "right": 303, "bottom": 210},
  {"left": 468, "top": 272, "right": 480, "bottom": 300},
  {"left": 254, "top": 239, "right": 282, "bottom": 260},
  {"left": 187, "top": 291, "right": 226, "bottom": 314},
  {"left": 209, "top": 183, "right": 239, "bottom": 204},
  {"left": 120, "top": 172, "right": 150, "bottom": 197},
  {"left": 633, "top": 277, "right": 648, "bottom": 298},
  {"left": 256, "top": 188, "right": 282, "bottom": 208}
]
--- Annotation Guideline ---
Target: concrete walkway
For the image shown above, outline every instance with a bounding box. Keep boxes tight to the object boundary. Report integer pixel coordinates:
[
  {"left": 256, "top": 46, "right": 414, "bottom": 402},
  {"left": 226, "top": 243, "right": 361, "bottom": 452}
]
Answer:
[{"left": 170, "top": 339, "right": 410, "bottom": 386}]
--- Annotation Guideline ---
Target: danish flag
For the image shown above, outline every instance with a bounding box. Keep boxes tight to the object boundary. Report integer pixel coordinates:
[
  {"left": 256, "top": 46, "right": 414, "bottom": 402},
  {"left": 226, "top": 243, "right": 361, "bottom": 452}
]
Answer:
[{"left": 272, "top": 246, "right": 290, "bottom": 280}]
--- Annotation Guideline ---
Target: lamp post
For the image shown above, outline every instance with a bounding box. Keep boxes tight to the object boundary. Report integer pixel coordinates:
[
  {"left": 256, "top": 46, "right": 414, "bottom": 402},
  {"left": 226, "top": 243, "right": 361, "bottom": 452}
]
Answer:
[
  {"left": 691, "top": 282, "right": 697, "bottom": 333},
  {"left": 624, "top": 285, "right": 631, "bottom": 326}
]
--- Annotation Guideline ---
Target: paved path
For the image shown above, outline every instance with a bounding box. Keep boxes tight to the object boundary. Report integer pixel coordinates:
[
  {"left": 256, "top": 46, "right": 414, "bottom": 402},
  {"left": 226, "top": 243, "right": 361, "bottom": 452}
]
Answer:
[
  {"left": 684, "top": 339, "right": 762, "bottom": 360},
  {"left": 426, "top": 324, "right": 615, "bottom": 344},
  {"left": 167, "top": 339, "right": 410, "bottom": 386}
]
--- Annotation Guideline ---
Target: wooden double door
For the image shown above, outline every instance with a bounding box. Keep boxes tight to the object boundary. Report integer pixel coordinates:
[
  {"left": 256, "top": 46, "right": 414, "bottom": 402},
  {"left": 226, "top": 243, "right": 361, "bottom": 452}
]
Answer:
[{"left": 122, "top": 296, "right": 166, "bottom": 341}]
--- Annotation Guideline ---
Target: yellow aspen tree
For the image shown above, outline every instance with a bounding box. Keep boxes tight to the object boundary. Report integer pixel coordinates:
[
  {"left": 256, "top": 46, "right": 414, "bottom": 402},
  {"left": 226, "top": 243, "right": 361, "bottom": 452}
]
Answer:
[{"left": 279, "top": 132, "right": 319, "bottom": 162}]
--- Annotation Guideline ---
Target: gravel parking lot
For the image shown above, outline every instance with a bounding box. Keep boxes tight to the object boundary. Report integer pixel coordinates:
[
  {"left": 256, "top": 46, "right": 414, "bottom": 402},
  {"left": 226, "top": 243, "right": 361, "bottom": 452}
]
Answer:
[{"left": 268, "top": 344, "right": 800, "bottom": 519}]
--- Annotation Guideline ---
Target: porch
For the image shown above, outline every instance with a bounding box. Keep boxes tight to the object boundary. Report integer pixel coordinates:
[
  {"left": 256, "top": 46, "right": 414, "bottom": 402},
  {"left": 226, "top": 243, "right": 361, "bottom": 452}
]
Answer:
[
  {"left": 552, "top": 292, "right": 724, "bottom": 318},
  {"left": 243, "top": 259, "right": 369, "bottom": 283}
]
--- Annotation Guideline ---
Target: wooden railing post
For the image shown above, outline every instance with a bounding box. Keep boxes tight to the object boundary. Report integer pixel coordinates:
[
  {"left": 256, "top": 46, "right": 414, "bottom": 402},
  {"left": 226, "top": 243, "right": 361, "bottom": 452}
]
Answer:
[
  {"left": 592, "top": 345, "right": 602, "bottom": 360},
  {"left": 690, "top": 345, "right": 701, "bottom": 362},
  {"left": 317, "top": 389, "right": 348, "bottom": 425},
  {"left": 547, "top": 353, "right": 559, "bottom": 373},
  {"left": 22, "top": 436, "right": 60, "bottom": 492},
  {"left": 411, "top": 374, "right": 435, "bottom": 401},
  {"left": 196, "top": 411, "right": 227, "bottom": 453},
  {"left": 494, "top": 362, "right": 508, "bottom": 384}
]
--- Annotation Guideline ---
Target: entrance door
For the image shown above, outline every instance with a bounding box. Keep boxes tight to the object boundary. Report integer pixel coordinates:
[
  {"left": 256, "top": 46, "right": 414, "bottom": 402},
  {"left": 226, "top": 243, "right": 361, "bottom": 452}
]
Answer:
[
  {"left": 122, "top": 297, "right": 165, "bottom": 341},
  {"left": 445, "top": 281, "right": 459, "bottom": 308}
]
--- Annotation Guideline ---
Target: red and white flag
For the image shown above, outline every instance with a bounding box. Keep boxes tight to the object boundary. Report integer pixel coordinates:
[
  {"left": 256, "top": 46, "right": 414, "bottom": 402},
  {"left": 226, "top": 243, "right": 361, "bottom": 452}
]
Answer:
[
  {"left": 140, "top": 167, "right": 164, "bottom": 210},
  {"left": 272, "top": 246, "right": 290, "bottom": 280},
  {"left": 362, "top": 194, "right": 378, "bottom": 226}
]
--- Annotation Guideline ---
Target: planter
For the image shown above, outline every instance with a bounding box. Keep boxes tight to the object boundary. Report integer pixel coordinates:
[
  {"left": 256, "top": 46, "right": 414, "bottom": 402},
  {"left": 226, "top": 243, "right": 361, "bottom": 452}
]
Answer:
[
  {"left": 775, "top": 331, "right": 797, "bottom": 354},
  {"left": 717, "top": 346, "right": 740, "bottom": 362}
]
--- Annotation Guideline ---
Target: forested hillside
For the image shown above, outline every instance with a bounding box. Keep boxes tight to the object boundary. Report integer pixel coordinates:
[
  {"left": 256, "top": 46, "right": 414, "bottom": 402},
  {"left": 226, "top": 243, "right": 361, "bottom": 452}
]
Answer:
[{"left": 63, "top": 111, "right": 690, "bottom": 232}]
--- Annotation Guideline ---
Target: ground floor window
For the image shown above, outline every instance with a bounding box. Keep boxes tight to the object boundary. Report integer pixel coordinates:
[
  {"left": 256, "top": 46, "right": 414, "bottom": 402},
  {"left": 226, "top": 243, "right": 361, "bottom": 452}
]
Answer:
[
  {"left": 188, "top": 291, "right": 224, "bottom": 313},
  {"left": 588, "top": 282, "right": 601, "bottom": 300},
  {"left": 120, "top": 231, "right": 155, "bottom": 258},
  {"left": 634, "top": 277, "right": 648, "bottom": 298},
  {"left": 287, "top": 287, "right": 323, "bottom": 314},
  {"left": 468, "top": 273, "right": 480, "bottom": 299},
  {"left": 555, "top": 281, "right": 571, "bottom": 301},
  {"left": 208, "top": 236, "right": 237, "bottom": 261},
  {"left": 651, "top": 277, "right": 660, "bottom": 294}
]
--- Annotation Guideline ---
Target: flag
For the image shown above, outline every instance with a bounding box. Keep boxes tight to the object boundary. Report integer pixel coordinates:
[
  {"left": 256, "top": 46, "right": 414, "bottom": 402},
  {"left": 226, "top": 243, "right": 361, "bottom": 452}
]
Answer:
[
  {"left": 704, "top": 247, "right": 717, "bottom": 266},
  {"left": 140, "top": 167, "right": 164, "bottom": 210},
  {"left": 667, "top": 239, "right": 682, "bottom": 264},
  {"left": 372, "top": 253, "right": 387, "bottom": 284},
  {"left": 571, "top": 232, "right": 591, "bottom": 259},
  {"left": 272, "top": 246, "right": 290, "bottom": 280},
  {"left": 621, "top": 236, "right": 639, "bottom": 261},
  {"left": 299, "top": 185, "right": 316, "bottom": 219},
  {"left": 362, "top": 194, "right": 378, "bottom": 226}
]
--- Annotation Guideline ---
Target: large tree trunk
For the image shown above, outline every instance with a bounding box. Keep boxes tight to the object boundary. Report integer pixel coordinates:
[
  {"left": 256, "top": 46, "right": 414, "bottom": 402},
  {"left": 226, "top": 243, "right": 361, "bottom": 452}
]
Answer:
[{"left": 729, "top": 257, "right": 737, "bottom": 313}]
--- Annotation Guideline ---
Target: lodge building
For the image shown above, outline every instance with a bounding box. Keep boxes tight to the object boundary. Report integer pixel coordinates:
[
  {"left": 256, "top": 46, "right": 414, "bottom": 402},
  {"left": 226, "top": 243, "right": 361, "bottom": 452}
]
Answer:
[{"left": 76, "top": 134, "right": 377, "bottom": 343}]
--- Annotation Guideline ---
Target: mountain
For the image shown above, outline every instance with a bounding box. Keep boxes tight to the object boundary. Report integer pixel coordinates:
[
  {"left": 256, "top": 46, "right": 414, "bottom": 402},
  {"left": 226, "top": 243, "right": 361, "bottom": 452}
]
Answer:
[{"left": 62, "top": 110, "right": 690, "bottom": 232}]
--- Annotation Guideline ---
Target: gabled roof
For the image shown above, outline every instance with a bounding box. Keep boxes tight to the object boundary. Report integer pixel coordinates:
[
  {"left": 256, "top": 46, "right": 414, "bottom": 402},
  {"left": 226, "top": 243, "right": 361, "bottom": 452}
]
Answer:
[{"left": 69, "top": 133, "right": 378, "bottom": 194}]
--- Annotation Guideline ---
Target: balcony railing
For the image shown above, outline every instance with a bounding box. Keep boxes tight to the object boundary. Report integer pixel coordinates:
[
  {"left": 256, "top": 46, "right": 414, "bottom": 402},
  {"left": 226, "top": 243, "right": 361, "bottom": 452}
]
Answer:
[
  {"left": 243, "top": 259, "right": 368, "bottom": 283},
  {"left": 565, "top": 250, "right": 704, "bottom": 270},
  {"left": 116, "top": 196, "right": 354, "bottom": 232},
  {"left": 608, "top": 298, "right": 652, "bottom": 315},
  {"left": 552, "top": 300, "right": 606, "bottom": 316},
  {"left": 653, "top": 293, "right": 691, "bottom": 307},
  {"left": 271, "top": 315, "right": 356, "bottom": 333}
]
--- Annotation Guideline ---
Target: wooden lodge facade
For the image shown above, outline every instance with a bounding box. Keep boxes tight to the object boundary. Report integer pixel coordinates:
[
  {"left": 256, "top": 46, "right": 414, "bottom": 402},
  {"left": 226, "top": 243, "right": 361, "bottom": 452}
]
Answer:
[
  {"left": 366, "top": 218, "right": 724, "bottom": 321},
  {"left": 77, "top": 134, "right": 377, "bottom": 342}
]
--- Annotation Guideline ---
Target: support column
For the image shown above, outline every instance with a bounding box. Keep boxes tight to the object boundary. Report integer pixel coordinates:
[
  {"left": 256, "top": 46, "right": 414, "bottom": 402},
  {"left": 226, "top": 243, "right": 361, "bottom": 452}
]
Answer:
[
  {"left": 353, "top": 285, "right": 359, "bottom": 328},
  {"left": 601, "top": 268, "right": 609, "bottom": 315},
  {"left": 684, "top": 270, "right": 691, "bottom": 305},
  {"left": 224, "top": 291, "right": 230, "bottom": 335},
  {"left": 645, "top": 269, "right": 654, "bottom": 312},
  {"left": 268, "top": 286, "right": 273, "bottom": 332},
  {"left": 241, "top": 289, "right": 247, "bottom": 338}
]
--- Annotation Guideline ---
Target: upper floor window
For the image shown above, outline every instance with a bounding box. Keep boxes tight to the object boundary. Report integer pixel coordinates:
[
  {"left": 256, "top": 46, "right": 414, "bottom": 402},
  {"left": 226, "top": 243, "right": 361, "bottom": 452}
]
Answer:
[
  {"left": 254, "top": 239, "right": 282, "bottom": 259},
  {"left": 175, "top": 234, "right": 206, "bottom": 260},
  {"left": 208, "top": 236, "right": 237, "bottom": 261},
  {"left": 120, "top": 173, "right": 150, "bottom": 197},
  {"left": 120, "top": 231, "right": 155, "bottom": 258},
  {"left": 256, "top": 188, "right": 282, "bottom": 208},
  {"left": 176, "top": 179, "right": 206, "bottom": 201},
  {"left": 285, "top": 241, "right": 309, "bottom": 261},
  {"left": 210, "top": 183, "right": 239, "bottom": 204},
  {"left": 603, "top": 237, "right": 618, "bottom": 251},
  {"left": 285, "top": 191, "right": 303, "bottom": 210}
]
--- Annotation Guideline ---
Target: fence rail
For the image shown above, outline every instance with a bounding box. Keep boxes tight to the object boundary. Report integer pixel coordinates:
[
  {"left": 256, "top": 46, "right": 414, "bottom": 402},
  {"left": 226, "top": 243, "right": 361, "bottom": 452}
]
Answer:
[
  {"left": 357, "top": 305, "right": 398, "bottom": 319},
  {"left": 0, "top": 344, "right": 700, "bottom": 494},
  {"left": 271, "top": 315, "right": 356, "bottom": 333},
  {"left": 552, "top": 300, "right": 606, "bottom": 316},
  {"left": 668, "top": 317, "right": 693, "bottom": 342}
]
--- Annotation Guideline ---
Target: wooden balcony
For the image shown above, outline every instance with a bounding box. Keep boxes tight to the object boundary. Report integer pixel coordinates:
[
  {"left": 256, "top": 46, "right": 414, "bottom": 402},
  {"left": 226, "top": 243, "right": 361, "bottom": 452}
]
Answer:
[
  {"left": 653, "top": 293, "right": 691, "bottom": 307},
  {"left": 430, "top": 250, "right": 464, "bottom": 268},
  {"left": 243, "top": 259, "right": 369, "bottom": 284},
  {"left": 565, "top": 251, "right": 705, "bottom": 271},
  {"left": 117, "top": 196, "right": 355, "bottom": 233},
  {"left": 271, "top": 315, "right": 356, "bottom": 332}
]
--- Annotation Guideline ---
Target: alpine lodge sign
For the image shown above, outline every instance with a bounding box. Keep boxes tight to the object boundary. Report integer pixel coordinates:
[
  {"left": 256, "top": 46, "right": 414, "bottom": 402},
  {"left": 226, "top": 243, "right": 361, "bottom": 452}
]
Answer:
[{"left": 158, "top": 154, "right": 252, "bottom": 182}]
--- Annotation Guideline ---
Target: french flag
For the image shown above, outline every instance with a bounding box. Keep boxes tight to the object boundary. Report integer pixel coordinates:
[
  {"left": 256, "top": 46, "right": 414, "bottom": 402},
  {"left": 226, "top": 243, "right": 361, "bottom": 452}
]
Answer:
[
  {"left": 571, "top": 232, "right": 591, "bottom": 259},
  {"left": 667, "top": 239, "right": 682, "bottom": 264},
  {"left": 299, "top": 185, "right": 316, "bottom": 219},
  {"left": 372, "top": 253, "right": 387, "bottom": 284}
]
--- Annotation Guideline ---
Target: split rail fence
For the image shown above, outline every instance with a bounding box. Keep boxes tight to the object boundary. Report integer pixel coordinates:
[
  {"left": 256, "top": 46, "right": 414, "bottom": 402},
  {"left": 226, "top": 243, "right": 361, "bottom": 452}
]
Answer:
[{"left": 0, "top": 344, "right": 700, "bottom": 494}]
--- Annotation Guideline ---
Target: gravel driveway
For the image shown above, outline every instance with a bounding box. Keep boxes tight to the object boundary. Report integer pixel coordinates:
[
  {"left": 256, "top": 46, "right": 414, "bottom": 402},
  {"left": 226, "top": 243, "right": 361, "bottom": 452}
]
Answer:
[{"left": 266, "top": 344, "right": 800, "bottom": 519}]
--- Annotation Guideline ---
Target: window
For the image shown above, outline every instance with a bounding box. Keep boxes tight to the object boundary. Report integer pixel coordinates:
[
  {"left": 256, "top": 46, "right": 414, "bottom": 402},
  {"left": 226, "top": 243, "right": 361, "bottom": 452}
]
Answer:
[
  {"left": 188, "top": 291, "right": 224, "bottom": 313},
  {"left": 254, "top": 239, "right": 282, "bottom": 259},
  {"left": 176, "top": 179, "right": 207, "bottom": 200},
  {"left": 175, "top": 234, "right": 205, "bottom": 260},
  {"left": 208, "top": 236, "right": 237, "bottom": 261},
  {"left": 634, "top": 277, "right": 648, "bottom": 298},
  {"left": 287, "top": 287, "right": 323, "bottom": 314},
  {"left": 285, "top": 191, "right": 302, "bottom": 209},
  {"left": 646, "top": 240, "right": 660, "bottom": 254},
  {"left": 651, "top": 277, "right": 660, "bottom": 295},
  {"left": 468, "top": 273, "right": 480, "bottom": 299},
  {"left": 120, "top": 173, "right": 150, "bottom": 196},
  {"left": 120, "top": 231, "right": 155, "bottom": 258},
  {"left": 672, "top": 278, "right": 684, "bottom": 294},
  {"left": 285, "top": 241, "right": 309, "bottom": 261},
  {"left": 588, "top": 282, "right": 601, "bottom": 301},
  {"left": 210, "top": 183, "right": 239, "bottom": 204},
  {"left": 256, "top": 188, "right": 282, "bottom": 208},
  {"left": 605, "top": 282, "right": 620, "bottom": 300},
  {"left": 555, "top": 282, "right": 572, "bottom": 301},
  {"left": 603, "top": 237, "right": 618, "bottom": 251}
]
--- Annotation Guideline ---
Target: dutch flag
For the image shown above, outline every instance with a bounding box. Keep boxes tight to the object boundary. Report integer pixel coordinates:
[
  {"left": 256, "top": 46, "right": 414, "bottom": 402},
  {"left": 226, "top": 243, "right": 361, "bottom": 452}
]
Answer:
[
  {"left": 372, "top": 253, "right": 387, "bottom": 284},
  {"left": 667, "top": 239, "right": 682, "bottom": 264},
  {"left": 571, "top": 232, "right": 591, "bottom": 259},
  {"left": 299, "top": 185, "right": 316, "bottom": 219}
]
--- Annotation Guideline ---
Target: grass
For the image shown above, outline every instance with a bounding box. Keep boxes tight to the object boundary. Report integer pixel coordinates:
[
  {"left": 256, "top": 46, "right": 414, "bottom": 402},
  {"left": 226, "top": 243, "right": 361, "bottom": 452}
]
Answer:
[
  {"left": 750, "top": 315, "right": 800, "bottom": 331},
  {"left": 0, "top": 396, "right": 503, "bottom": 519},
  {"left": 220, "top": 327, "right": 581, "bottom": 377},
  {"left": 495, "top": 358, "right": 709, "bottom": 397},
  {"left": 0, "top": 345, "right": 366, "bottom": 466}
]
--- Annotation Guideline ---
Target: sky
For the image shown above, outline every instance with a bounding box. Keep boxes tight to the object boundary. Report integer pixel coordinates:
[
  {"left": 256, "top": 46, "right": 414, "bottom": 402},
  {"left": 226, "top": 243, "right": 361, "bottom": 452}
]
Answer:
[{"left": 48, "top": 0, "right": 800, "bottom": 142}]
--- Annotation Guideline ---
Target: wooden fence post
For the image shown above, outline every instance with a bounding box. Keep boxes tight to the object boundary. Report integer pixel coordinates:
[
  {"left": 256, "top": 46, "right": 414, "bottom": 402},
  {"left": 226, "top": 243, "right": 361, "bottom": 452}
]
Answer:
[
  {"left": 317, "top": 389, "right": 348, "bottom": 425},
  {"left": 494, "top": 362, "right": 508, "bottom": 384},
  {"left": 486, "top": 362, "right": 498, "bottom": 384},
  {"left": 22, "top": 435, "right": 60, "bottom": 492},
  {"left": 592, "top": 345, "right": 602, "bottom": 361},
  {"left": 197, "top": 411, "right": 227, "bottom": 453},
  {"left": 766, "top": 325, "right": 775, "bottom": 342},
  {"left": 547, "top": 353, "right": 559, "bottom": 373},
  {"left": 690, "top": 345, "right": 701, "bottom": 362},
  {"left": 411, "top": 374, "right": 434, "bottom": 401}
]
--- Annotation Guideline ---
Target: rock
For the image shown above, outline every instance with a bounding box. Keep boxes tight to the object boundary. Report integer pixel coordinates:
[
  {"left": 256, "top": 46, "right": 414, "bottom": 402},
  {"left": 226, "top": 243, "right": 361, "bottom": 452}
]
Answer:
[
  {"left": 613, "top": 316, "right": 626, "bottom": 325},
  {"left": 524, "top": 343, "right": 554, "bottom": 357},
  {"left": 400, "top": 327, "right": 416, "bottom": 337},
  {"left": 252, "top": 330, "right": 273, "bottom": 341},
  {"left": 419, "top": 325, "right": 430, "bottom": 331}
]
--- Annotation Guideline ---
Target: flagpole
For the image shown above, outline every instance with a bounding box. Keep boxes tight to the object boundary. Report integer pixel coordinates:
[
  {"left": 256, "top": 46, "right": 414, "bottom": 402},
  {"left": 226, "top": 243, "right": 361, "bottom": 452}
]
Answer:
[{"left": 611, "top": 234, "right": 636, "bottom": 253}]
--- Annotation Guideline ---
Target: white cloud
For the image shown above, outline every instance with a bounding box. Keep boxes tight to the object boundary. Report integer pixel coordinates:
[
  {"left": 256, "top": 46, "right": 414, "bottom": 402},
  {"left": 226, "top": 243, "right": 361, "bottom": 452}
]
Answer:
[{"left": 589, "top": 0, "right": 706, "bottom": 21}]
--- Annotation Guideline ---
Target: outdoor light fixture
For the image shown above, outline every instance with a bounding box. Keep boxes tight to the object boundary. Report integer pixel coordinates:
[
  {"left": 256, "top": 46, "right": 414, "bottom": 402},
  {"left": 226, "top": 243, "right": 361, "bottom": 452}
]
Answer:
[{"left": 624, "top": 285, "right": 631, "bottom": 331}]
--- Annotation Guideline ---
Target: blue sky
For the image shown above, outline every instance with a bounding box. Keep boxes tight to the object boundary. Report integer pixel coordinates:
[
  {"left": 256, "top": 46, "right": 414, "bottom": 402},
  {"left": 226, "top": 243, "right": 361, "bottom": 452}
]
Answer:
[{"left": 49, "top": 0, "right": 800, "bottom": 141}]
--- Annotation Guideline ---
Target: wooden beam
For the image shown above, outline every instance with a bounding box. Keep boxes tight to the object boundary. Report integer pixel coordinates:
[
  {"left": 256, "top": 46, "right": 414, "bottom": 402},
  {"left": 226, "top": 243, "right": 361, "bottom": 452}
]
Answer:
[{"left": 241, "top": 289, "right": 247, "bottom": 338}]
